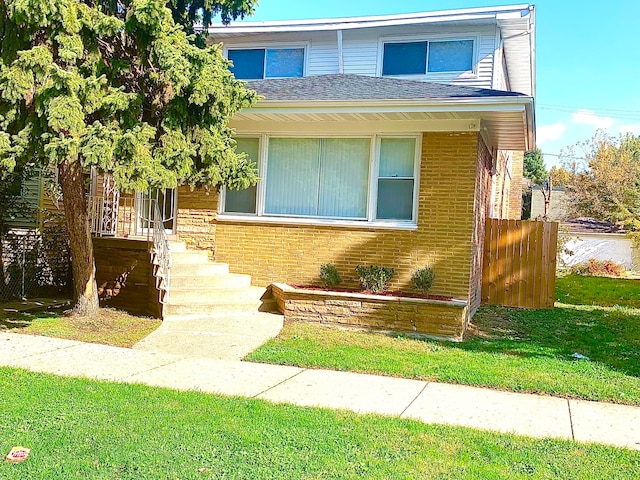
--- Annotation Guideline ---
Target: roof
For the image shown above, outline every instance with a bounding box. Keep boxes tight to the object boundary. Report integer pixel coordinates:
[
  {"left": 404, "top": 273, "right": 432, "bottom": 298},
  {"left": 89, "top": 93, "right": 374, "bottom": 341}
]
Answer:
[
  {"left": 246, "top": 75, "right": 525, "bottom": 102},
  {"left": 207, "top": 5, "right": 533, "bottom": 34},
  {"left": 562, "top": 218, "right": 627, "bottom": 234}
]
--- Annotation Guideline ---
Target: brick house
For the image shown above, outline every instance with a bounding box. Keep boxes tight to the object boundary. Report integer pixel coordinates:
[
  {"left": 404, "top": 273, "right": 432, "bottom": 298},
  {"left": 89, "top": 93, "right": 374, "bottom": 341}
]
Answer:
[{"left": 87, "top": 4, "right": 535, "bottom": 333}]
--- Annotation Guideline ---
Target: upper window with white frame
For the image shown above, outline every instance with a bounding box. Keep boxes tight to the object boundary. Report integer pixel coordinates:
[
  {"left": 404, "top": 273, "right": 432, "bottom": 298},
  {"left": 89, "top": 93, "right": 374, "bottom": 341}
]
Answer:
[
  {"left": 223, "top": 135, "right": 420, "bottom": 225},
  {"left": 382, "top": 39, "right": 475, "bottom": 76},
  {"left": 227, "top": 47, "right": 305, "bottom": 80}
]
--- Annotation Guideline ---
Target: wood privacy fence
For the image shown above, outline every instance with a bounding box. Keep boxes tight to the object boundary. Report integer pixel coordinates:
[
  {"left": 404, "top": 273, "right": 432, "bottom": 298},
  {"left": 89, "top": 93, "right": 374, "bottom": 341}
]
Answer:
[{"left": 482, "top": 219, "right": 558, "bottom": 309}]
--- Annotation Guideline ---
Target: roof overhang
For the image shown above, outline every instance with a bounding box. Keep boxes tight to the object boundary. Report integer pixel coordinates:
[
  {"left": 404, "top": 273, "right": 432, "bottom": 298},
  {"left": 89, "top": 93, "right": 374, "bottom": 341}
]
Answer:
[{"left": 231, "top": 96, "right": 535, "bottom": 152}]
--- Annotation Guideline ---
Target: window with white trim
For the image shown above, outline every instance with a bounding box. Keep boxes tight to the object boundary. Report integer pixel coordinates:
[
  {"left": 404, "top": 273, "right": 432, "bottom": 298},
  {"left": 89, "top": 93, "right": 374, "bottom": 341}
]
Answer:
[
  {"left": 223, "top": 135, "right": 420, "bottom": 225},
  {"left": 228, "top": 48, "right": 305, "bottom": 80},
  {"left": 382, "top": 39, "right": 474, "bottom": 76}
]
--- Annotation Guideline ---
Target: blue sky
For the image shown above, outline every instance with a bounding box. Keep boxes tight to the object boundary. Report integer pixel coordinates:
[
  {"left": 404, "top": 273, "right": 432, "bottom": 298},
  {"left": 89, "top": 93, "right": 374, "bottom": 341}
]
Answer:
[{"left": 230, "top": 1, "right": 640, "bottom": 168}]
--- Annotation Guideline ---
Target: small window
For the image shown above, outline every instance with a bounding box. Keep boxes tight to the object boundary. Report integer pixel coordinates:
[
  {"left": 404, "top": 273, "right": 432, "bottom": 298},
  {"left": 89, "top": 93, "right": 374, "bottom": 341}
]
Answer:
[
  {"left": 382, "top": 39, "right": 474, "bottom": 76},
  {"left": 228, "top": 48, "right": 304, "bottom": 80},
  {"left": 224, "top": 137, "right": 259, "bottom": 214},
  {"left": 376, "top": 138, "right": 417, "bottom": 220},
  {"left": 428, "top": 40, "right": 474, "bottom": 73}
]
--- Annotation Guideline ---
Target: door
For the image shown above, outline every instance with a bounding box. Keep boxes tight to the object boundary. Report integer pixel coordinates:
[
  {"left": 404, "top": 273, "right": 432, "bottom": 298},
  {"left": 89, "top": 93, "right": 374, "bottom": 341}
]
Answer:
[{"left": 136, "top": 188, "right": 177, "bottom": 235}]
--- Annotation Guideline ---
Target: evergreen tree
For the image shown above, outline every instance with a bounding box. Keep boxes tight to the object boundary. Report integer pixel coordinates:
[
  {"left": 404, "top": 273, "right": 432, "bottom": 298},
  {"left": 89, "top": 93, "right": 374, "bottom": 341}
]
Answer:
[
  {"left": 523, "top": 148, "right": 548, "bottom": 185},
  {"left": 0, "top": 0, "right": 258, "bottom": 315}
]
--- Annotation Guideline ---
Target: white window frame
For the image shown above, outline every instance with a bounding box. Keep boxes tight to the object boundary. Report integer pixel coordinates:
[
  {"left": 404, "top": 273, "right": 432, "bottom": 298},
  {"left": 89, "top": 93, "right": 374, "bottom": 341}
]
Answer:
[
  {"left": 220, "top": 133, "right": 422, "bottom": 230},
  {"left": 224, "top": 42, "right": 310, "bottom": 79},
  {"left": 377, "top": 34, "right": 479, "bottom": 80}
]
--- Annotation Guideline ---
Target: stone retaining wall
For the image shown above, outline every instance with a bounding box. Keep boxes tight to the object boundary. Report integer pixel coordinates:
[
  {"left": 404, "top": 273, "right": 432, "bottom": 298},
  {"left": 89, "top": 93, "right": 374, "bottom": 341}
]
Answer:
[{"left": 271, "top": 283, "right": 469, "bottom": 341}]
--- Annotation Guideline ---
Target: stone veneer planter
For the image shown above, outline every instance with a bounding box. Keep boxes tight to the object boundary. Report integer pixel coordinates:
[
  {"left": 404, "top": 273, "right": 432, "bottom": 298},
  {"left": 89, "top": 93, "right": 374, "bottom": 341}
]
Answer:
[{"left": 270, "top": 283, "right": 469, "bottom": 341}]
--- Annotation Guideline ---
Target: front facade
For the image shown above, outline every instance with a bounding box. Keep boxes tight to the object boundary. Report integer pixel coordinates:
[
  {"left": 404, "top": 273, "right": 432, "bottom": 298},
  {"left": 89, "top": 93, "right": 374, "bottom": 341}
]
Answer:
[{"left": 92, "top": 4, "right": 536, "bottom": 328}]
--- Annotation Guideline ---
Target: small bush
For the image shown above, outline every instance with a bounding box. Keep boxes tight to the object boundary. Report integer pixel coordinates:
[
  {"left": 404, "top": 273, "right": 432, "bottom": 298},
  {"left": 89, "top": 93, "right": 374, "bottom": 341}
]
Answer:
[
  {"left": 319, "top": 263, "right": 342, "bottom": 288},
  {"left": 570, "top": 258, "right": 625, "bottom": 277},
  {"left": 411, "top": 266, "right": 435, "bottom": 292},
  {"left": 355, "top": 265, "right": 395, "bottom": 293}
]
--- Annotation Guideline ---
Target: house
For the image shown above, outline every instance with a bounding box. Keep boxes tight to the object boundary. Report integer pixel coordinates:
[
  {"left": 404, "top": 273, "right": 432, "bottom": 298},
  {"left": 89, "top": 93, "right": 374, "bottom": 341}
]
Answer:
[{"left": 87, "top": 4, "right": 536, "bottom": 336}]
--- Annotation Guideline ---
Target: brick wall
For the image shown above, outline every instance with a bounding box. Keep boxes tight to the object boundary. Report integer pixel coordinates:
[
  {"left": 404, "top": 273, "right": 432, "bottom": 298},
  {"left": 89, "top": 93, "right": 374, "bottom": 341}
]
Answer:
[
  {"left": 181, "top": 132, "right": 482, "bottom": 302},
  {"left": 509, "top": 151, "right": 524, "bottom": 220}
]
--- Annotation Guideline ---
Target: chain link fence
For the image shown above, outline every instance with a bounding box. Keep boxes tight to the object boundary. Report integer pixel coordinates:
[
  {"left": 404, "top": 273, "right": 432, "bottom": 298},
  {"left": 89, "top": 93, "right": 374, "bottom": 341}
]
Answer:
[{"left": 0, "top": 227, "right": 71, "bottom": 301}]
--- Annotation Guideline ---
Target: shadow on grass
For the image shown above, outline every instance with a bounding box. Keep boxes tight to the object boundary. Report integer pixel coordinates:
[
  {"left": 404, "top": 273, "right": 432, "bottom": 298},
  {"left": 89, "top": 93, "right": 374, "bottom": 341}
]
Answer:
[
  {"left": 461, "top": 303, "right": 640, "bottom": 377},
  {"left": 0, "top": 301, "right": 69, "bottom": 330}
]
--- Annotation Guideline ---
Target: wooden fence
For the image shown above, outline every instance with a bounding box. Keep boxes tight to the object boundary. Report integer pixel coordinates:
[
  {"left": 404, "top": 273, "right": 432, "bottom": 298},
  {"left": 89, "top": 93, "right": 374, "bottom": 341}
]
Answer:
[{"left": 481, "top": 219, "right": 558, "bottom": 309}]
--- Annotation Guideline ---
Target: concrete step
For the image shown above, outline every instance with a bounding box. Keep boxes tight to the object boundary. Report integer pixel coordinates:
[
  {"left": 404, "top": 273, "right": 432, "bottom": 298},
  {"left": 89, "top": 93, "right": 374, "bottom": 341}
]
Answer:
[
  {"left": 168, "top": 286, "right": 267, "bottom": 304},
  {"left": 171, "top": 250, "right": 209, "bottom": 264},
  {"left": 163, "top": 298, "right": 277, "bottom": 316},
  {"left": 168, "top": 241, "right": 187, "bottom": 252},
  {"left": 170, "top": 262, "right": 229, "bottom": 277},
  {"left": 170, "top": 273, "right": 252, "bottom": 290}
]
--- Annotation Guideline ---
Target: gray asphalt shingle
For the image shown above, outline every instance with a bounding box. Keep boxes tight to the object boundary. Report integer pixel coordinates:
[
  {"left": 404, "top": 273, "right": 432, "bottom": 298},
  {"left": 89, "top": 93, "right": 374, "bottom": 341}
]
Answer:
[{"left": 246, "top": 74, "right": 525, "bottom": 102}]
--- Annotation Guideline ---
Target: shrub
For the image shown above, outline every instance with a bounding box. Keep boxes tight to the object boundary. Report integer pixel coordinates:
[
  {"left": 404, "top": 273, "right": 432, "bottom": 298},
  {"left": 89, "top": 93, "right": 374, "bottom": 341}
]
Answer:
[
  {"left": 570, "top": 258, "right": 625, "bottom": 277},
  {"left": 319, "top": 263, "right": 342, "bottom": 288},
  {"left": 411, "top": 266, "right": 435, "bottom": 292},
  {"left": 355, "top": 265, "right": 395, "bottom": 293}
]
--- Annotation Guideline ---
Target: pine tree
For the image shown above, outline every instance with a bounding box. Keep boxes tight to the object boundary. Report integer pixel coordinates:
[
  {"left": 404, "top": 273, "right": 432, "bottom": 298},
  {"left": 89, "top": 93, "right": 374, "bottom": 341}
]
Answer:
[{"left": 0, "top": 0, "right": 258, "bottom": 315}]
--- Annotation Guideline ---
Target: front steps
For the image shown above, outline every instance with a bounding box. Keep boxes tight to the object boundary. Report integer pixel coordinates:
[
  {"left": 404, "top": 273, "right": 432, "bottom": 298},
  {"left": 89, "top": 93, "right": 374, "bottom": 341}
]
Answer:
[{"left": 162, "top": 241, "right": 277, "bottom": 318}]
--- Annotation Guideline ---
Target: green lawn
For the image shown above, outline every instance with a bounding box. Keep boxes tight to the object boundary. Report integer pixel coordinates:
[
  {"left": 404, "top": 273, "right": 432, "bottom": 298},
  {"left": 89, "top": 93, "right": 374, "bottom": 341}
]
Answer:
[
  {"left": 0, "top": 306, "right": 160, "bottom": 348},
  {"left": 0, "top": 368, "right": 638, "bottom": 479},
  {"left": 247, "top": 275, "right": 640, "bottom": 405}
]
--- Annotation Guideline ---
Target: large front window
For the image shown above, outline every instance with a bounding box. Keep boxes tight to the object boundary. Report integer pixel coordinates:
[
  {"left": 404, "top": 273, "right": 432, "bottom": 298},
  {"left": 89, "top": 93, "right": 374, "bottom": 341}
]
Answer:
[{"left": 223, "top": 135, "right": 419, "bottom": 225}]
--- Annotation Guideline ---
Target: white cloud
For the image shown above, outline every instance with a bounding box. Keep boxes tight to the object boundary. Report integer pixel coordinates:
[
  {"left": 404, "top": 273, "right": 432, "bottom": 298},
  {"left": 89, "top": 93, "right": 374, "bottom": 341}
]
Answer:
[
  {"left": 536, "top": 122, "right": 567, "bottom": 145},
  {"left": 571, "top": 109, "right": 614, "bottom": 129},
  {"left": 617, "top": 124, "right": 640, "bottom": 135}
]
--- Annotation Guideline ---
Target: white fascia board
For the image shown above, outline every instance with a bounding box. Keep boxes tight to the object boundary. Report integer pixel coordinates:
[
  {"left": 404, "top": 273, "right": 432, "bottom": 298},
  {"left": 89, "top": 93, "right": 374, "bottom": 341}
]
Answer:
[
  {"left": 244, "top": 96, "right": 535, "bottom": 114},
  {"left": 207, "top": 5, "right": 533, "bottom": 34}
]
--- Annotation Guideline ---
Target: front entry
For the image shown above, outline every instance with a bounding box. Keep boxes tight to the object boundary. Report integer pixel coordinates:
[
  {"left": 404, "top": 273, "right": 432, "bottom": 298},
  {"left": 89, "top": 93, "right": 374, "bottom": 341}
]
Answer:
[{"left": 136, "top": 189, "right": 177, "bottom": 235}]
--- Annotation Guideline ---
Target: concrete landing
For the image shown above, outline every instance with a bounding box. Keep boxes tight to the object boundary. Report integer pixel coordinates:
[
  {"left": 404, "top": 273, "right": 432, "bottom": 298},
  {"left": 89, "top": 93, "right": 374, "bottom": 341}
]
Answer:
[{"left": 132, "top": 312, "right": 284, "bottom": 360}]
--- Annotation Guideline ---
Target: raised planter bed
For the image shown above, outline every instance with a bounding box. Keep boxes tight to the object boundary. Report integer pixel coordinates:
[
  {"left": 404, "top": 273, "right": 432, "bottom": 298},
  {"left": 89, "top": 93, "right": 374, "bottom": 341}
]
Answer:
[{"left": 270, "top": 283, "right": 469, "bottom": 341}]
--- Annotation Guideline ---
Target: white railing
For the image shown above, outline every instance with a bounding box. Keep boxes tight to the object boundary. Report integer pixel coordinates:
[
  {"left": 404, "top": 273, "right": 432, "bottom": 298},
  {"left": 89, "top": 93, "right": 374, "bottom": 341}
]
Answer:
[{"left": 150, "top": 200, "right": 171, "bottom": 304}]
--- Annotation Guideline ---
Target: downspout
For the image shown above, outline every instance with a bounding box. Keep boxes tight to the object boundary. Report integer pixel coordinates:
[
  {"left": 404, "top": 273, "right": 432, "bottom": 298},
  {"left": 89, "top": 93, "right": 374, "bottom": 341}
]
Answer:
[{"left": 337, "top": 29, "right": 344, "bottom": 74}]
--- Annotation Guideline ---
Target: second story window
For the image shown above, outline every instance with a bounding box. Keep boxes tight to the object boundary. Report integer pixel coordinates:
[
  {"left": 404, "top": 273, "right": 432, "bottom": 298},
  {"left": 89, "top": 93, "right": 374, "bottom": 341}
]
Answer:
[
  {"left": 382, "top": 39, "right": 474, "bottom": 76},
  {"left": 228, "top": 47, "right": 305, "bottom": 80}
]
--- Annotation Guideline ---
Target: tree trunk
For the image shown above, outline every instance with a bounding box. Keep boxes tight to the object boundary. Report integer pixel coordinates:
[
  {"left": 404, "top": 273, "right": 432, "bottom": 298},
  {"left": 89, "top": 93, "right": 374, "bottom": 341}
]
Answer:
[{"left": 59, "top": 158, "right": 99, "bottom": 316}]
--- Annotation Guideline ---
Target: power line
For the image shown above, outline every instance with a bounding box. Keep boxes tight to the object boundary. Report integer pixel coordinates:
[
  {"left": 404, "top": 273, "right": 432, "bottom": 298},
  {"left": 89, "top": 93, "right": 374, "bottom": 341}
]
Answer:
[
  {"left": 537, "top": 105, "right": 640, "bottom": 121},
  {"left": 541, "top": 152, "right": 588, "bottom": 162}
]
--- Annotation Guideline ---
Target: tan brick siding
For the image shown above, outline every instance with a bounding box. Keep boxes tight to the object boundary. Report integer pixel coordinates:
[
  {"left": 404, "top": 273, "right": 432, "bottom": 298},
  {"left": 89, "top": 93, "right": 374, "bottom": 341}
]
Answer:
[
  {"left": 509, "top": 151, "right": 524, "bottom": 220},
  {"left": 469, "top": 138, "right": 493, "bottom": 313},
  {"left": 197, "top": 132, "right": 481, "bottom": 301},
  {"left": 176, "top": 186, "right": 218, "bottom": 256}
]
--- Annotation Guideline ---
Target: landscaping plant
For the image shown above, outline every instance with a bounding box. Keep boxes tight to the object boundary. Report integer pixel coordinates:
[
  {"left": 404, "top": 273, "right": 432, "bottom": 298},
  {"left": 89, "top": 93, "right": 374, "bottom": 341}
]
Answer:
[
  {"left": 355, "top": 265, "right": 395, "bottom": 293},
  {"left": 411, "top": 266, "right": 435, "bottom": 292},
  {"left": 319, "top": 264, "right": 342, "bottom": 288}
]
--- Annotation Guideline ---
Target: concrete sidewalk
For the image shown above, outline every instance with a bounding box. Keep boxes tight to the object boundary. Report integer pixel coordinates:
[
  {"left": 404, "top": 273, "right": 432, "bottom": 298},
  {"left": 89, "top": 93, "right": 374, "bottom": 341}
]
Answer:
[{"left": 1, "top": 330, "right": 639, "bottom": 451}]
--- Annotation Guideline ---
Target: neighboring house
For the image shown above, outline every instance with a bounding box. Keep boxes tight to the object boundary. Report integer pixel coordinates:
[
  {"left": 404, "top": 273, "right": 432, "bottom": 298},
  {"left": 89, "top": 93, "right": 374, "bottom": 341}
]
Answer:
[
  {"left": 561, "top": 218, "right": 640, "bottom": 272},
  {"left": 88, "top": 4, "right": 536, "bottom": 325},
  {"left": 531, "top": 185, "right": 567, "bottom": 221}
]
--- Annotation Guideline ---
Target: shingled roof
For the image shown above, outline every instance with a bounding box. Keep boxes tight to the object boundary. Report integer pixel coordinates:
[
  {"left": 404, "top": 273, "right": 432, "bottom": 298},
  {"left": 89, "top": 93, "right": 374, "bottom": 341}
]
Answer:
[{"left": 246, "top": 74, "right": 526, "bottom": 102}]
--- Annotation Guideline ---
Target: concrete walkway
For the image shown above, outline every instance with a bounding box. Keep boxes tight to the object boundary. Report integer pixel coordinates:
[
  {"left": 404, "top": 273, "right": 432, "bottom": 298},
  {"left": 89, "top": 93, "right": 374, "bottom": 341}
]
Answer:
[{"left": 1, "top": 330, "right": 639, "bottom": 451}]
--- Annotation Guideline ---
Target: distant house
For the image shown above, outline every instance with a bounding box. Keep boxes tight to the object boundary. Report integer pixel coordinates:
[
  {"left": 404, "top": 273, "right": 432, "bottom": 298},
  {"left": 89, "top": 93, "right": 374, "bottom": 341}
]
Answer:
[
  {"left": 85, "top": 5, "right": 536, "bottom": 329},
  {"left": 531, "top": 186, "right": 568, "bottom": 221}
]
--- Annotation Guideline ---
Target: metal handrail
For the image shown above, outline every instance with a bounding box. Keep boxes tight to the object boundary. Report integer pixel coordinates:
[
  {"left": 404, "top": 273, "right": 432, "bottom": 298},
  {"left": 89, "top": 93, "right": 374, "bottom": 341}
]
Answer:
[{"left": 150, "top": 199, "right": 172, "bottom": 304}]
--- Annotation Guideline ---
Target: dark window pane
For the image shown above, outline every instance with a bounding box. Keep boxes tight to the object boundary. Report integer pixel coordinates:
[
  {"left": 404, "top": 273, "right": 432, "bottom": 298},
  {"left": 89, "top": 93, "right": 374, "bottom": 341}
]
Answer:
[
  {"left": 376, "top": 179, "right": 414, "bottom": 220},
  {"left": 428, "top": 40, "right": 474, "bottom": 72},
  {"left": 266, "top": 48, "right": 304, "bottom": 78},
  {"left": 382, "top": 42, "right": 427, "bottom": 75},
  {"left": 225, "top": 185, "right": 257, "bottom": 214},
  {"left": 228, "top": 49, "right": 265, "bottom": 79}
]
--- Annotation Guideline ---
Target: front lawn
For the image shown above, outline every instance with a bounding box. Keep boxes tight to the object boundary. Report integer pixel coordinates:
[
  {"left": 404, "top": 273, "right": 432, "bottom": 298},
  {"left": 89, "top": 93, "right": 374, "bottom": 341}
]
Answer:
[
  {"left": 247, "top": 276, "right": 640, "bottom": 405},
  {"left": 0, "top": 368, "right": 638, "bottom": 479},
  {"left": 0, "top": 305, "right": 160, "bottom": 348}
]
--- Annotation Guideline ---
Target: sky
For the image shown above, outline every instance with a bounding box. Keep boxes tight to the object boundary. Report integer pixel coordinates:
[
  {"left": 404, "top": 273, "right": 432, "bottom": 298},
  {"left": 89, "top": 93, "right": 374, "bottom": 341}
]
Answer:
[{"left": 224, "top": 0, "right": 640, "bottom": 169}]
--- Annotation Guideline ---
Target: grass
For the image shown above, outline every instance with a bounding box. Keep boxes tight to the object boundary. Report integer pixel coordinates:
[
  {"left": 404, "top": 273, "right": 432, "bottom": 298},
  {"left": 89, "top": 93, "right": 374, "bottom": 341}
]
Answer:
[
  {"left": 0, "top": 368, "right": 638, "bottom": 479},
  {"left": 247, "top": 275, "right": 640, "bottom": 405},
  {"left": 0, "top": 303, "right": 160, "bottom": 348}
]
